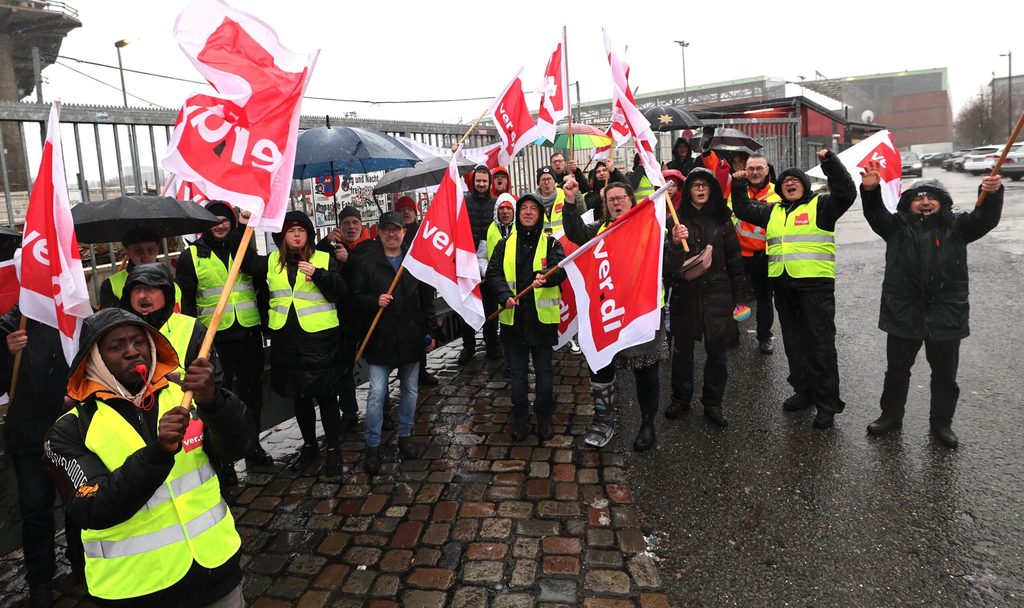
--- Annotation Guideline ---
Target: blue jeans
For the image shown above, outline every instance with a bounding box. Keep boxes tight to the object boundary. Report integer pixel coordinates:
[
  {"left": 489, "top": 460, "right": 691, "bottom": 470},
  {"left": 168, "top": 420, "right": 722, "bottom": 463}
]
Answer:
[
  {"left": 364, "top": 361, "right": 419, "bottom": 447},
  {"left": 505, "top": 343, "right": 554, "bottom": 420}
]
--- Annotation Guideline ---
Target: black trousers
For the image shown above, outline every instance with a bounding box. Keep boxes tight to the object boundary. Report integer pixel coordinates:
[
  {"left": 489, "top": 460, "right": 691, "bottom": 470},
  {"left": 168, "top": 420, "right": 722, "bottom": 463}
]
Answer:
[
  {"left": 294, "top": 393, "right": 342, "bottom": 450},
  {"left": 879, "top": 334, "right": 961, "bottom": 427},
  {"left": 505, "top": 343, "right": 554, "bottom": 419},
  {"left": 773, "top": 280, "right": 844, "bottom": 412},
  {"left": 743, "top": 252, "right": 774, "bottom": 341},
  {"left": 590, "top": 362, "right": 660, "bottom": 418},
  {"left": 11, "top": 453, "right": 56, "bottom": 589},
  {"left": 463, "top": 284, "right": 499, "bottom": 351},
  {"left": 215, "top": 328, "right": 266, "bottom": 432},
  {"left": 338, "top": 336, "right": 359, "bottom": 419},
  {"left": 671, "top": 336, "right": 729, "bottom": 408}
]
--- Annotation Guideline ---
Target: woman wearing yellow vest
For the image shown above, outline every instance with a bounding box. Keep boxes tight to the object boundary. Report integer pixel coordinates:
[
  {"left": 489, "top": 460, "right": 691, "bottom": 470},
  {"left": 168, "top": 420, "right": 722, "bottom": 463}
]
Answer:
[
  {"left": 247, "top": 211, "right": 346, "bottom": 476},
  {"left": 485, "top": 194, "right": 566, "bottom": 442},
  {"left": 46, "top": 308, "right": 254, "bottom": 605},
  {"left": 731, "top": 148, "right": 857, "bottom": 430}
]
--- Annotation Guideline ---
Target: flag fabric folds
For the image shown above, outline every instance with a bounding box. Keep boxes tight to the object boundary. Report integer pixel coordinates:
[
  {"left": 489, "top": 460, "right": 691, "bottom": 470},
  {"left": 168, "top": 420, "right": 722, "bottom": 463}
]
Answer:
[
  {"left": 163, "top": 0, "right": 318, "bottom": 232},
  {"left": 402, "top": 155, "right": 485, "bottom": 332},
  {"left": 807, "top": 129, "right": 901, "bottom": 212},
  {"left": 535, "top": 38, "right": 569, "bottom": 144},
  {"left": 488, "top": 69, "right": 541, "bottom": 167},
  {"left": 17, "top": 101, "right": 92, "bottom": 364}
]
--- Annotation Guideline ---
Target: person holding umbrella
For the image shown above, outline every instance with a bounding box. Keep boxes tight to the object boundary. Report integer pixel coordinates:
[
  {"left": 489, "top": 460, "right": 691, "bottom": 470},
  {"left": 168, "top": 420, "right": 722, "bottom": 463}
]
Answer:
[
  {"left": 99, "top": 228, "right": 181, "bottom": 310},
  {"left": 247, "top": 211, "right": 346, "bottom": 476},
  {"left": 175, "top": 201, "right": 273, "bottom": 467}
]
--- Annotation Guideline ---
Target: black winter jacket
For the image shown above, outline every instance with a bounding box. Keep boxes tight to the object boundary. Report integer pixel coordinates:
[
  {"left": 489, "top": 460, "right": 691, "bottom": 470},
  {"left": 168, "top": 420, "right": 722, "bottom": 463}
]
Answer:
[
  {"left": 665, "top": 136, "right": 697, "bottom": 176},
  {"left": 862, "top": 182, "right": 1002, "bottom": 341},
  {"left": 486, "top": 202, "right": 566, "bottom": 347},
  {"left": 350, "top": 240, "right": 436, "bottom": 368},
  {"left": 467, "top": 191, "right": 498, "bottom": 246},
  {"left": 731, "top": 150, "right": 857, "bottom": 289},
  {"left": 665, "top": 169, "right": 746, "bottom": 343}
]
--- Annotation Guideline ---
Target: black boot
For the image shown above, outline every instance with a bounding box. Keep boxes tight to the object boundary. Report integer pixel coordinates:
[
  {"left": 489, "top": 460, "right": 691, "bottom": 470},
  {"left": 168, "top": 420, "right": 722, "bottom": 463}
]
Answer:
[
  {"left": 537, "top": 416, "right": 554, "bottom": 441},
  {"left": 812, "top": 408, "right": 835, "bottom": 429},
  {"left": 363, "top": 446, "right": 382, "bottom": 474},
  {"left": 867, "top": 414, "right": 902, "bottom": 435},
  {"left": 245, "top": 445, "right": 274, "bottom": 468},
  {"left": 324, "top": 448, "right": 342, "bottom": 477},
  {"left": 664, "top": 399, "right": 690, "bottom": 419},
  {"left": 290, "top": 444, "right": 319, "bottom": 472},
  {"left": 703, "top": 406, "right": 728, "bottom": 428},
  {"left": 633, "top": 416, "right": 656, "bottom": 451},
  {"left": 511, "top": 417, "right": 529, "bottom": 442},
  {"left": 398, "top": 436, "right": 422, "bottom": 459},
  {"left": 458, "top": 346, "right": 475, "bottom": 365},
  {"left": 783, "top": 393, "right": 814, "bottom": 412},
  {"left": 930, "top": 425, "right": 959, "bottom": 449}
]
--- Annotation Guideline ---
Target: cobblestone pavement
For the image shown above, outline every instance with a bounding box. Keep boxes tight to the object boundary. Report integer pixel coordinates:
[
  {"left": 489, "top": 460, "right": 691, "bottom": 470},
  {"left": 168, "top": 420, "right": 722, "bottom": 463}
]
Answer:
[{"left": 0, "top": 342, "right": 674, "bottom": 608}]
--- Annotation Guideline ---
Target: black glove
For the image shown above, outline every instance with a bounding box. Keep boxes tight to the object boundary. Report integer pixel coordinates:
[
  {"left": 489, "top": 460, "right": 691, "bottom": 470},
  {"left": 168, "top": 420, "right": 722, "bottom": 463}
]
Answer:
[{"left": 700, "top": 126, "right": 716, "bottom": 152}]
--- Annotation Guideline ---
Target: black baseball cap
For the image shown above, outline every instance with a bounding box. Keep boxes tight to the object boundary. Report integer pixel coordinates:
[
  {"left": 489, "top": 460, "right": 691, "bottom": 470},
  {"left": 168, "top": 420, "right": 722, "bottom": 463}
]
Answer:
[{"left": 378, "top": 211, "right": 404, "bottom": 229}]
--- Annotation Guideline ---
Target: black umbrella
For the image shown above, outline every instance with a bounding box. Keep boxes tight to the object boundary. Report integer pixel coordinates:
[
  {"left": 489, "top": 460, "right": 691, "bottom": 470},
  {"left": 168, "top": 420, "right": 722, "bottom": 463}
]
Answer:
[
  {"left": 688, "top": 127, "right": 762, "bottom": 155},
  {"left": 292, "top": 123, "right": 420, "bottom": 180},
  {"left": 0, "top": 225, "right": 21, "bottom": 261},
  {"left": 71, "top": 195, "right": 220, "bottom": 244},
  {"left": 642, "top": 105, "right": 704, "bottom": 132},
  {"left": 373, "top": 157, "right": 477, "bottom": 195}
]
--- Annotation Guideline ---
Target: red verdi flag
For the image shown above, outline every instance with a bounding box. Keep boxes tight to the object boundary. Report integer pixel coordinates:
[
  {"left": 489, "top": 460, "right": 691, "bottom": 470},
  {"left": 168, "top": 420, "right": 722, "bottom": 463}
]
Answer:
[
  {"left": 558, "top": 186, "right": 669, "bottom": 370},
  {"left": 807, "top": 129, "right": 901, "bottom": 212},
  {"left": 402, "top": 155, "right": 485, "bottom": 331},
  {"left": 17, "top": 101, "right": 92, "bottom": 364},
  {"left": 163, "top": 0, "right": 317, "bottom": 232},
  {"left": 489, "top": 69, "right": 541, "bottom": 167},
  {"left": 535, "top": 37, "right": 569, "bottom": 143}
]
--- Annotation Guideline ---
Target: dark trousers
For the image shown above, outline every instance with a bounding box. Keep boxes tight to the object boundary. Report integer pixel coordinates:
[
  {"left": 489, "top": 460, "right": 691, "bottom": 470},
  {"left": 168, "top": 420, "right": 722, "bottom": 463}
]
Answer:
[
  {"left": 215, "top": 329, "right": 266, "bottom": 431},
  {"left": 743, "top": 252, "right": 774, "bottom": 341},
  {"left": 294, "top": 393, "right": 342, "bottom": 449},
  {"left": 879, "top": 334, "right": 961, "bottom": 427},
  {"left": 773, "top": 280, "right": 844, "bottom": 412},
  {"left": 338, "top": 336, "right": 359, "bottom": 419},
  {"left": 463, "top": 284, "right": 499, "bottom": 351},
  {"left": 505, "top": 343, "right": 554, "bottom": 420},
  {"left": 671, "top": 336, "right": 729, "bottom": 408},
  {"left": 590, "top": 362, "right": 660, "bottom": 418},
  {"left": 11, "top": 453, "right": 56, "bottom": 589}
]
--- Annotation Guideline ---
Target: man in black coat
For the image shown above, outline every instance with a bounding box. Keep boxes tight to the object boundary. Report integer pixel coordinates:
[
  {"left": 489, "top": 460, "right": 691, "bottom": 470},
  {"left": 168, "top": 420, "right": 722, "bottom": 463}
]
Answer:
[
  {"left": 350, "top": 212, "right": 437, "bottom": 474},
  {"left": 461, "top": 166, "right": 501, "bottom": 364},
  {"left": 1, "top": 307, "right": 79, "bottom": 606},
  {"left": 486, "top": 194, "right": 566, "bottom": 442},
  {"left": 860, "top": 166, "right": 1003, "bottom": 448},
  {"left": 551, "top": 152, "right": 589, "bottom": 194}
]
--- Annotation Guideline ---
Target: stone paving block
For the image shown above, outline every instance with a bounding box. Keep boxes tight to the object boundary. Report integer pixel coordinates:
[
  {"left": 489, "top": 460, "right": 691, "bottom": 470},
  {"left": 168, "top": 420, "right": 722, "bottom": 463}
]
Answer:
[
  {"left": 467, "top": 542, "right": 508, "bottom": 560},
  {"left": 462, "top": 560, "right": 504, "bottom": 584},
  {"left": 343, "top": 546, "right": 381, "bottom": 567},
  {"left": 267, "top": 575, "right": 307, "bottom": 600},
  {"left": 537, "top": 578, "right": 577, "bottom": 604},
  {"left": 516, "top": 519, "right": 561, "bottom": 536},
  {"left": 341, "top": 569, "right": 377, "bottom": 595},
  {"left": 370, "top": 574, "right": 400, "bottom": 597},
  {"left": 479, "top": 517, "right": 512, "bottom": 540},
  {"left": 379, "top": 549, "right": 413, "bottom": 573},
  {"left": 451, "top": 586, "right": 489, "bottom": 608},
  {"left": 391, "top": 521, "right": 424, "bottom": 548},
  {"left": 461, "top": 501, "right": 496, "bottom": 517},
  {"left": 542, "top": 536, "right": 582, "bottom": 555},
  {"left": 513, "top": 537, "right": 540, "bottom": 559},
  {"left": 628, "top": 554, "right": 662, "bottom": 589},
  {"left": 421, "top": 523, "right": 450, "bottom": 546},
  {"left": 311, "top": 563, "right": 349, "bottom": 589},
  {"left": 542, "top": 555, "right": 581, "bottom": 576},
  {"left": 510, "top": 559, "right": 537, "bottom": 588},
  {"left": 582, "top": 599, "right": 634, "bottom": 608},
  {"left": 401, "top": 590, "right": 448, "bottom": 608},
  {"left": 286, "top": 554, "right": 326, "bottom": 576},
  {"left": 529, "top": 462, "right": 551, "bottom": 478},
  {"left": 584, "top": 570, "right": 631, "bottom": 595},
  {"left": 452, "top": 518, "right": 480, "bottom": 541},
  {"left": 296, "top": 590, "right": 330, "bottom": 608},
  {"left": 406, "top": 567, "right": 455, "bottom": 590},
  {"left": 493, "top": 593, "right": 536, "bottom": 608},
  {"left": 616, "top": 528, "right": 646, "bottom": 554},
  {"left": 538, "top": 500, "right": 581, "bottom": 518},
  {"left": 248, "top": 553, "right": 288, "bottom": 575},
  {"left": 414, "top": 547, "right": 441, "bottom": 567},
  {"left": 498, "top": 500, "right": 534, "bottom": 519},
  {"left": 638, "top": 592, "right": 672, "bottom": 608},
  {"left": 586, "top": 548, "right": 624, "bottom": 568}
]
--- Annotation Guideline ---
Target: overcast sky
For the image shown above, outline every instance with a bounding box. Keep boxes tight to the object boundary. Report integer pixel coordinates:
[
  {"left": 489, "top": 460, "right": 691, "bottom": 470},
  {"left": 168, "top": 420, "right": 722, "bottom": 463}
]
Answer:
[{"left": 37, "top": 0, "right": 1018, "bottom": 127}]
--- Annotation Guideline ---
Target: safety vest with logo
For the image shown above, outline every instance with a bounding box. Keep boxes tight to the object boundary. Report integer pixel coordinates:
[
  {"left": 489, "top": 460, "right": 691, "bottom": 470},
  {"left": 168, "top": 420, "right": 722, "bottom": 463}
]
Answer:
[
  {"left": 63, "top": 383, "right": 240, "bottom": 600},
  {"left": 499, "top": 233, "right": 561, "bottom": 325},
  {"left": 109, "top": 268, "right": 182, "bottom": 308},
  {"left": 160, "top": 313, "right": 199, "bottom": 378},
  {"left": 486, "top": 222, "right": 515, "bottom": 260},
  {"left": 266, "top": 250, "right": 339, "bottom": 332},
  {"left": 544, "top": 188, "right": 566, "bottom": 235},
  {"left": 635, "top": 174, "right": 655, "bottom": 199},
  {"left": 188, "top": 246, "right": 259, "bottom": 330},
  {"left": 727, "top": 182, "right": 781, "bottom": 256},
  {"left": 765, "top": 196, "right": 835, "bottom": 279}
]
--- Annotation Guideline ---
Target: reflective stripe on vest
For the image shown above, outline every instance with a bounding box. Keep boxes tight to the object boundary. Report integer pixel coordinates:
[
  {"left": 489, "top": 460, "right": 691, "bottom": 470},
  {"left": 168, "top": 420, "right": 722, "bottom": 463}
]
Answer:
[
  {"left": 499, "top": 233, "right": 560, "bottom": 326},
  {"left": 160, "top": 313, "right": 198, "bottom": 377},
  {"left": 190, "top": 246, "right": 259, "bottom": 330},
  {"left": 545, "top": 188, "right": 566, "bottom": 235},
  {"left": 62, "top": 385, "right": 240, "bottom": 600},
  {"left": 765, "top": 196, "right": 836, "bottom": 279},
  {"left": 266, "top": 250, "right": 339, "bottom": 332},
  {"left": 109, "top": 269, "right": 182, "bottom": 308}
]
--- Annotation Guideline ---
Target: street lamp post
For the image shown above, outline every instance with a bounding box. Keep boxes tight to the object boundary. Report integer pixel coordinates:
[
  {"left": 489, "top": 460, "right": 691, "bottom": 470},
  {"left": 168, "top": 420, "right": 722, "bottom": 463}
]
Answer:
[
  {"left": 114, "top": 39, "right": 129, "bottom": 107},
  {"left": 674, "top": 40, "right": 689, "bottom": 105},
  {"left": 1000, "top": 51, "right": 1012, "bottom": 138},
  {"left": 114, "top": 39, "right": 142, "bottom": 194}
]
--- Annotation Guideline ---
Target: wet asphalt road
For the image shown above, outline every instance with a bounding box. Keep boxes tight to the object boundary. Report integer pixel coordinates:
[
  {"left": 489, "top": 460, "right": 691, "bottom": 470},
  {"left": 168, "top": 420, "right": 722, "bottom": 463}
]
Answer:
[{"left": 618, "top": 168, "right": 1024, "bottom": 606}]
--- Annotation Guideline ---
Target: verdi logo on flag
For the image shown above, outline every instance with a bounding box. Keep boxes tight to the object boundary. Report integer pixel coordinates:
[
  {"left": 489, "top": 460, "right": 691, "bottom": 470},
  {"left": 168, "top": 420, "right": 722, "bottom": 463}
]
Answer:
[
  {"left": 489, "top": 69, "right": 540, "bottom": 166},
  {"left": 808, "top": 129, "right": 901, "bottom": 212},
  {"left": 163, "top": 0, "right": 318, "bottom": 232}
]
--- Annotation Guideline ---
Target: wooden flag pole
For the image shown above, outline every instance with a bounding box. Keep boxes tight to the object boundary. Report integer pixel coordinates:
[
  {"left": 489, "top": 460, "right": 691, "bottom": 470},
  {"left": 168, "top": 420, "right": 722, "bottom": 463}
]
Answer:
[
  {"left": 455, "top": 106, "right": 491, "bottom": 151},
  {"left": 354, "top": 266, "right": 404, "bottom": 363},
  {"left": 487, "top": 265, "right": 563, "bottom": 322},
  {"left": 179, "top": 225, "right": 254, "bottom": 410},
  {"left": 977, "top": 110, "right": 1024, "bottom": 208},
  {"left": 5, "top": 315, "right": 28, "bottom": 410},
  {"left": 664, "top": 193, "right": 689, "bottom": 253}
]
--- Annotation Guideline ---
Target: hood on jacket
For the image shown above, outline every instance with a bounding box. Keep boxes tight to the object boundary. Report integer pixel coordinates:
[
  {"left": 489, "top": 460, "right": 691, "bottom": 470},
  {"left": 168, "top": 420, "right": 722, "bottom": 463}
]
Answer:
[
  {"left": 774, "top": 167, "right": 813, "bottom": 204},
  {"left": 681, "top": 167, "right": 730, "bottom": 222},
  {"left": 494, "top": 193, "right": 517, "bottom": 223},
  {"left": 66, "top": 308, "right": 179, "bottom": 403},
  {"left": 201, "top": 201, "right": 237, "bottom": 242},
  {"left": 515, "top": 193, "right": 546, "bottom": 242},
  {"left": 897, "top": 178, "right": 954, "bottom": 214},
  {"left": 469, "top": 164, "right": 492, "bottom": 198},
  {"left": 672, "top": 137, "right": 693, "bottom": 163},
  {"left": 120, "top": 262, "right": 177, "bottom": 329},
  {"left": 272, "top": 210, "right": 315, "bottom": 249},
  {"left": 662, "top": 169, "right": 686, "bottom": 208},
  {"left": 588, "top": 161, "right": 627, "bottom": 190}
]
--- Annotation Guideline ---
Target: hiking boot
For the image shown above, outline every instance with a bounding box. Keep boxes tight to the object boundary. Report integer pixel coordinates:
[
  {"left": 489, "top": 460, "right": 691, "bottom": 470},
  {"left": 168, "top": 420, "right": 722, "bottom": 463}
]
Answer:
[
  {"left": 398, "top": 436, "right": 422, "bottom": 459},
  {"left": 664, "top": 399, "right": 690, "bottom": 419},
  {"left": 363, "top": 446, "right": 382, "bottom": 475},
  {"left": 704, "top": 406, "right": 728, "bottom": 428},
  {"left": 633, "top": 416, "right": 656, "bottom": 451},
  {"left": 324, "top": 448, "right": 343, "bottom": 477},
  {"left": 867, "top": 415, "right": 903, "bottom": 435},
  {"left": 585, "top": 380, "right": 616, "bottom": 448},
  {"left": 930, "top": 425, "right": 959, "bottom": 449},
  {"left": 537, "top": 416, "right": 554, "bottom": 441}
]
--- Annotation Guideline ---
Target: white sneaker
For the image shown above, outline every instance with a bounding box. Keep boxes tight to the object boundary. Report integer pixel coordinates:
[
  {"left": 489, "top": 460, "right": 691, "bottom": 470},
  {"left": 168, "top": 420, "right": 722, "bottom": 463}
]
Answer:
[{"left": 569, "top": 338, "right": 581, "bottom": 354}]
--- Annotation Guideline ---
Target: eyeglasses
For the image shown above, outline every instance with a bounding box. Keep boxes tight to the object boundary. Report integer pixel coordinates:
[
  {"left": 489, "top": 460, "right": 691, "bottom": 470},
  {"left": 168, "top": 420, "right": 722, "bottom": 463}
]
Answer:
[
  {"left": 781, "top": 177, "right": 803, "bottom": 185},
  {"left": 746, "top": 166, "right": 767, "bottom": 173},
  {"left": 689, "top": 182, "right": 709, "bottom": 190},
  {"left": 607, "top": 194, "right": 631, "bottom": 204}
]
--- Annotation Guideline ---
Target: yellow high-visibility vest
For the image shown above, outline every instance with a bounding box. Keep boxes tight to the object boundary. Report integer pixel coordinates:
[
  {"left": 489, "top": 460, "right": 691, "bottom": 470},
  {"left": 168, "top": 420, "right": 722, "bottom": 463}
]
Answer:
[
  {"left": 266, "top": 250, "right": 339, "bottom": 332},
  {"left": 188, "top": 246, "right": 259, "bottom": 330},
  {"left": 765, "top": 196, "right": 836, "bottom": 279},
  {"left": 499, "top": 232, "right": 560, "bottom": 325},
  {"left": 486, "top": 222, "right": 515, "bottom": 260}
]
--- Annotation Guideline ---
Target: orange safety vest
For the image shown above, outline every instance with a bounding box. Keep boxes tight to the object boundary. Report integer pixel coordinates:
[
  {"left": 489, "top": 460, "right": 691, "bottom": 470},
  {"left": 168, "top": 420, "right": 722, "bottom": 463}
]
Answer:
[{"left": 727, "top": 181, "right": 780, "bottom": 257}]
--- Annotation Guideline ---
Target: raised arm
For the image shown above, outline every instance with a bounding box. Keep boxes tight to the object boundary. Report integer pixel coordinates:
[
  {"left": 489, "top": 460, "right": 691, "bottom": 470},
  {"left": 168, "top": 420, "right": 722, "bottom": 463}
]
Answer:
[{"left": 859, "top": 159, "right": 898, "bottom": 240}]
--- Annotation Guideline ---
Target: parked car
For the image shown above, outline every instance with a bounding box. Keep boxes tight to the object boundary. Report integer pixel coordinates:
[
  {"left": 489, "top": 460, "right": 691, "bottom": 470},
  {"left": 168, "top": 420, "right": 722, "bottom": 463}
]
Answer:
[
  {"left": 923, "top": 152, "right": 952, "bottom": 166},
  {"left": 901, "top": 152, "right": 923, "bottom": 178},
  {"left": 941, "top": 151, "right": 969, "bottom": 171},
  {"left": 963, "top": 144, "right": 1024, "bottom": 175},
  {"left": 1002, "top": 149, "right": 1024, "bottom": 181}
]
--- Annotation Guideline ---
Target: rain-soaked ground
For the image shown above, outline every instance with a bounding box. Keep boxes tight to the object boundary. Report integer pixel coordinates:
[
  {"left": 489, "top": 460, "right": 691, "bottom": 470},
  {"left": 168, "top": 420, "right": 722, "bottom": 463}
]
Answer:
[{"left": 619, "top": 168, "right": 1024, "bottom": 606}]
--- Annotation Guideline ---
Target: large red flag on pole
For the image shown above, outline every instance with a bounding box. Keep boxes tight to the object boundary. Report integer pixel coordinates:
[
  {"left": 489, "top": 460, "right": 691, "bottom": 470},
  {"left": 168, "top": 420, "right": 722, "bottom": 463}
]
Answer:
[
  {"left": 163, "top": 0, "right": 318, "bottom": 232},
  {"left": 535, "top": 34, "right": 569, "bottom": 144},
  {"left": 557, "top": 184, "right": 669, "bottom": 370},
  {"left": 402, "top": 154, "right": 485, "bottom": 331},
  {"left": 488, "top": 69, "right": 542, "bottom": 167},
  {"left": 17, "top": 101, "right": 93, "bottom": 364}
]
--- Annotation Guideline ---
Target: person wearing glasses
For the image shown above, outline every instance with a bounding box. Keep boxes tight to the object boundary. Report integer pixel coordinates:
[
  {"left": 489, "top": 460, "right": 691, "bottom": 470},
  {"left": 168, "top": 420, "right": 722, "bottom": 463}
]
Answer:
[
  {"left": 860, "top": 165, "right": 1003, "bottom": 448},
  {"left": 730, "top": 148, "right": 856, "bottom": 430}
]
